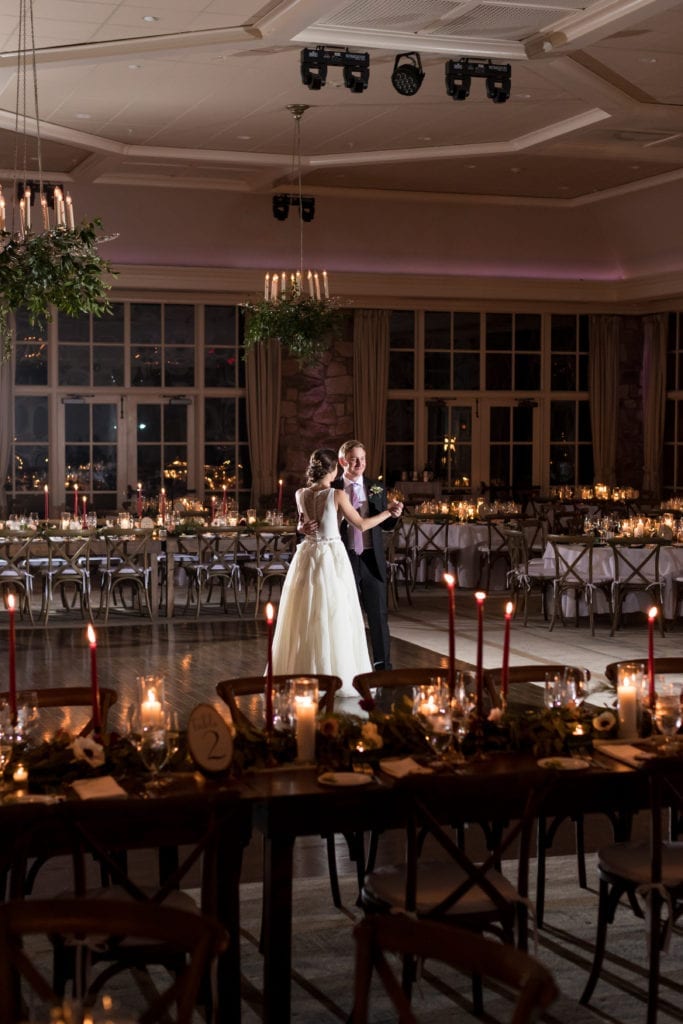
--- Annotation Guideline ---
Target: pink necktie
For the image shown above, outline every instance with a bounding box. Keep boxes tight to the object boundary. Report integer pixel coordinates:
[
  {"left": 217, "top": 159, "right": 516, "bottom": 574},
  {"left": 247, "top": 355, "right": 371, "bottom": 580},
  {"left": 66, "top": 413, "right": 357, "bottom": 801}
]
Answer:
[{"left": 350, "top": 486, "right": 364, "bottom": 555}]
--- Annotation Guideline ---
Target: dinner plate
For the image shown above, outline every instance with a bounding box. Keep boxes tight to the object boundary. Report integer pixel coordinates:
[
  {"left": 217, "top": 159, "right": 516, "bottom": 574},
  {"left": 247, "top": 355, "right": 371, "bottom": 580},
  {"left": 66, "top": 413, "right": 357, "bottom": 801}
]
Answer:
[
  {"left": 537, "top": 756, "right": 591, "bottom": 771},
  {"left": 317, "top": 771, "right": 373, "bottom": 787}
]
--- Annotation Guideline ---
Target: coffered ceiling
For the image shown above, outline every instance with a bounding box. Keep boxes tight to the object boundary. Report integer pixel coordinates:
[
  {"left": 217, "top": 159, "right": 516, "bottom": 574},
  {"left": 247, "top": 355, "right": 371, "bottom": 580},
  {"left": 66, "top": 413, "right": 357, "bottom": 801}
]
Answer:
[{"left": 0, "top": 0, "right": 680, "bottom": 209}]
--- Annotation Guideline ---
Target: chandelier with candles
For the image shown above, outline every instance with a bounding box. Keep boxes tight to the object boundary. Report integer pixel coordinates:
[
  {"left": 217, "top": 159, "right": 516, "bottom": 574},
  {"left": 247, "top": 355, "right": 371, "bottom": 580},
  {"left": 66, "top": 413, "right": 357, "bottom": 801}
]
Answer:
[
  {"left": 0, "top": 0, "right": 115, "bottom": 359},
  {"left": 244, "top": 104, "right": 342, "bottom": 365}
]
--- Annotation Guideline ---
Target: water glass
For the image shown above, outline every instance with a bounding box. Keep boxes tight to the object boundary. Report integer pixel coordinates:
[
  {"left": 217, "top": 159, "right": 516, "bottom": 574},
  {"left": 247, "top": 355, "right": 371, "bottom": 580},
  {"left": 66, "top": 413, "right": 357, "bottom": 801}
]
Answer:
[
  {"left": 654, "top": 680, "right": 682, "bottom": 746},
  {"left": 414, "top": 677, "right": 453, "bottom": 759},
  {"left": 273, "top": 680, "right": 294, "bottom": 732}
]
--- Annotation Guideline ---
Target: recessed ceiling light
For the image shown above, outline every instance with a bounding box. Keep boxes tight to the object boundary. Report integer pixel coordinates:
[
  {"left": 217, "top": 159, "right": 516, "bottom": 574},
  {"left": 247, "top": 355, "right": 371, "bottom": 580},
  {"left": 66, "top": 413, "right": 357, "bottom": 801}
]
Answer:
[
  {"left": 143, "top": 15, "right": 159, "bottom": 22},
  {"left": 516, "top": 93, "right": 531, "bottom": 100},
  {"left": 75, "top": 113, "right": 91, "bottom": 119},
  {"left": 558, "top": 185, "right": 570, "bottom": 191},
  {"left": 128, "top": 64, "right": 141, "bottom": 70},
  {"left": 237, "top": 135, "right": 252, "bottom": 140},
  {"left": 465, "top": 163, "right": 476, "bottom": 169},
  {"left": 418, "top": 135, "right": 431, "bottom": 142},
  {"left": 510, "top": 166, "right": 521, "bottom": 173},
  {"left": 638, "top": 56, "right": 657, "bottom": 63}
]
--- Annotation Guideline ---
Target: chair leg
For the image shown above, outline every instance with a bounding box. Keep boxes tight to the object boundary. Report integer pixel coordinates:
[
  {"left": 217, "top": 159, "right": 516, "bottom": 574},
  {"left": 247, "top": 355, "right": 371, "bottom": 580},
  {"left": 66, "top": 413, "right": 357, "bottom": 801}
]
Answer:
[
  {"left": 580, "top": 878, "right": 611, "bottom": 1006},
  {"left": 574, "top": 815, "right": 587, "bottom": 888},
  {"left": 536, "top": 815, "right": 548, "bottom": 928},
  {"left": 325, "top": 834, "right": 342, "bottom": 909}
]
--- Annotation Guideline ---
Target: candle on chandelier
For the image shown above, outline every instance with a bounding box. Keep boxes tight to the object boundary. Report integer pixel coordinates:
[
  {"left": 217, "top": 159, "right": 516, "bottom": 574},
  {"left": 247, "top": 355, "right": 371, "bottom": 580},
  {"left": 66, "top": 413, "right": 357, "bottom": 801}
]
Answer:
[
  {"left": 65, "top": 192, "right": 75, "bottom": 230},
  {"left": 40, "top": 193, "right": 49, "bottom": 230},
  {"left": 443, "top": 573, "right": 456, "bottom": 697},
  {"left": 24, "top": 188, "right": 31, "bottom": 231},
  {"left": 264, "top": 272, "right": 270, "bottom": 300},
  {"left": 43, "top": 484, "right": 49, "bottom": 522},
  {"left": 265, "top": 603, "right": 275, "bottom": 732},
  {"left": 0, "top": 191, "right": 6, "bottom": 231},
  {"left": 647, "top": 606, "right": 657, "bottom": 708},
  {"left": 501, "top": 601, "right": 513, "bottom": 700},
  {"left": 277, "top": 479, "right": 283, "bottom": 513},
  {"left": 322, "top": 270, "right": 329, "bottom": 298},
  {"left": 7, "top": 593, "right": 16, "bottom": 719},
  {"left": 86, "top": 625, "right": 102, "bottom": 734},
  {"left": 474, "top": 591, "right": 487, "bottom": 717},
  {"left": 73, "top": 483, "right": 78, "bottom": 517}
]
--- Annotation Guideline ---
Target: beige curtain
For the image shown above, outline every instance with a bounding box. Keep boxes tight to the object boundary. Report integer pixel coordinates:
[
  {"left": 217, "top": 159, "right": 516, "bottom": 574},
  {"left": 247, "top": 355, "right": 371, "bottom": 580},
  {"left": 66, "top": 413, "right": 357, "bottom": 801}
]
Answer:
[
  {"left": 245, "top": 339, "right": 281, "bottom": 509},
  {"left": 353, "top": 309, "right": 390, "bottom": 478},
  {"left": 0, "top": 355, "right": 11, "bottom": 518},
  {"left": 642, "top": 313, "right": 668, "bottom": 498},
  {"left": 588, "top": 315, "right": 620, "bottom": 485}
]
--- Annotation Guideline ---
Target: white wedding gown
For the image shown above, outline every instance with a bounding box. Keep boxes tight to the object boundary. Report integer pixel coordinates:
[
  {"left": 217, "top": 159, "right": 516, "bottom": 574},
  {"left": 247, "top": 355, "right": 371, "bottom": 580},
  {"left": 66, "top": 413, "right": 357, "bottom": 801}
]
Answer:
[{"left": 270, "top": 486, "right": 372, "bottom": 694}]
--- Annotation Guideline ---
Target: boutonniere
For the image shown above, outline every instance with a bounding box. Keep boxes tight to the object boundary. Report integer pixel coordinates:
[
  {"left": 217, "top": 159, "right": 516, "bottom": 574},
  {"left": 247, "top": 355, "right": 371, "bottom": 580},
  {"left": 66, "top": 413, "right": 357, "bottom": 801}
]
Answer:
[{"left": 369, "top": 484, "right": 383, "bottom": 497}]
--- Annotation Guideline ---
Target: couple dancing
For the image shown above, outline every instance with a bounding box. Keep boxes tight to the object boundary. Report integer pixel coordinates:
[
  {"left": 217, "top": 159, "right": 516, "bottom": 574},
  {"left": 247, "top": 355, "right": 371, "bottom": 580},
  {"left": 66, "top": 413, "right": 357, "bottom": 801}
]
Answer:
[{"left": 271, "top": 441, "right": 403, "bottom": 694}]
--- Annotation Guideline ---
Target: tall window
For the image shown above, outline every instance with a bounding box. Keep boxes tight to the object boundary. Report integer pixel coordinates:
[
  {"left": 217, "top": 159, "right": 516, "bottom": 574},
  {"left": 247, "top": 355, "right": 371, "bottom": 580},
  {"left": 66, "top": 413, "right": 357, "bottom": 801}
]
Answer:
[
  {"left": 549, "top": 314, "right": 591, "bottom": 486},
  {"left": 664, "top": 312, "right": 683, "bottom": 493}
]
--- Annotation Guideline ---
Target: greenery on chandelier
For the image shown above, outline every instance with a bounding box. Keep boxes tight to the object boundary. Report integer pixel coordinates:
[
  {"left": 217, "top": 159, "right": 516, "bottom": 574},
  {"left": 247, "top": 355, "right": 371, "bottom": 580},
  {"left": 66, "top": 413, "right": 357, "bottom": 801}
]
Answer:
[
  {"left": 243, "top": 288, "right": 343, "bottom": 365},
  {"left": 0, "top": 219, "right": 115, "bottom": 359}
]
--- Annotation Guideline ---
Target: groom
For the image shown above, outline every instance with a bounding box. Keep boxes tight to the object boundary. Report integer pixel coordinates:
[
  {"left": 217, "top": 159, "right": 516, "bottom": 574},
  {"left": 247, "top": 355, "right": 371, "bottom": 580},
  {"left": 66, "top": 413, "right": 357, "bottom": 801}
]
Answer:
[{"left": 333, "top": 440, "right": 402, "bottom": 670}]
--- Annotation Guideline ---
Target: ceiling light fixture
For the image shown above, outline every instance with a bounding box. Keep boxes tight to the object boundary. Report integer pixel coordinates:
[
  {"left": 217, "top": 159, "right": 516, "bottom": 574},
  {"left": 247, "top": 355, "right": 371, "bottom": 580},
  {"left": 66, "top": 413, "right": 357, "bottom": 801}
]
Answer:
[
  {"left": 445, "top": 58, "right": 511, "bottom": 104},
  {"left": 300, "top": 46, "right": 369, "bottom": 93},
  {"left": 391, "top": 52, "right": 424, "bottom": 96}
]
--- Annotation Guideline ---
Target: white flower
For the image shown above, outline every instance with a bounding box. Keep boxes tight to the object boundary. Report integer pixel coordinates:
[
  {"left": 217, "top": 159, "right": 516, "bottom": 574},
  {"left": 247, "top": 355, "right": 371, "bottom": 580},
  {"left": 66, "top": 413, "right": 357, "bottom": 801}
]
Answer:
[
  {"left": 360, "top": 721, "right": 383, "bottom": 750},
  {"left": 369, "top": 484, "right": 383, "bottom": 497},
  {"left": 592, "top": 710, "right": 617, "bottom": 733},
  {"left": 71, "top": 736, "right": 105, "bottom": 768}
]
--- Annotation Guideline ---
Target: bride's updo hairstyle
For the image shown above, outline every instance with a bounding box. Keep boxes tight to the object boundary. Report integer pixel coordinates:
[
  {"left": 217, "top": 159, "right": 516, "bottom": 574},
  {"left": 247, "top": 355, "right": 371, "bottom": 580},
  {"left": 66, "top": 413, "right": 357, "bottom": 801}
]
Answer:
[{"left": 306, "top": 448, "right": 339, "bottom": 485}]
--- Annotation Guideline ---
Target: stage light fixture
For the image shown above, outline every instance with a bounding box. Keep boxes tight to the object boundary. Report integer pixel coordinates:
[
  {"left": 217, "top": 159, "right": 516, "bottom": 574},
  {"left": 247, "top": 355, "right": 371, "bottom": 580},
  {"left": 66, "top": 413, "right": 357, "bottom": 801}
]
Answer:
[
  {"left": 272, "top": 194, "right": 291, "bottom": 221},
  {"left": 300, "top": 47, "right": 369, "bottom": 93},
  {"left": 391, "top": 52, "right": 424, "bottom": 96},
  {"left": 444, "top": 58, "right": 511, "bottom": 103}
]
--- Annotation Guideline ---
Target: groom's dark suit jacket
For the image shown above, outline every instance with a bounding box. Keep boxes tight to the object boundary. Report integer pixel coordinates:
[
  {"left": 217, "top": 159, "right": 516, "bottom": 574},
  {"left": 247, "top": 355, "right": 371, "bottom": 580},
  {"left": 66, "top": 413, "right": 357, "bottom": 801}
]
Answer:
[{"left": 332, "top": 475, "right": 395, "bottom": 582}]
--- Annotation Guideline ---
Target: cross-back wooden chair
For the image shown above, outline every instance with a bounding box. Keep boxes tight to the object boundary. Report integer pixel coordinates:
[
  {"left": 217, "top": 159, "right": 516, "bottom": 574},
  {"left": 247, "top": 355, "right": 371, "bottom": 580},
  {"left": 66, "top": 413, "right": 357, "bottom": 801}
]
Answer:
[
  {"left": 0, "top": 534, "right": 36, "bottom": 623},
  {"left": 605, "top": 656, "right": 683, "bottom": 685},
  {"left": 241, "top": 525, "right": 297, "bottom": 617},
  {"left": 353, "top": 664, "right": 490, "bottom": 713},
  {"left": 360, "top": 773, "right": 552, "bottom": 1016},
  {"left": 485, "top": 663, "right": 593, "bottom": 926},
  {"left": 3, "top": 791, "right": 245, "bottom": 1024},
  {"left": 215, "top": 674, "right": 350, "bottom": 907},
  {"left": 608, "top": 538, "right": 666, "bottom": 635},
  {"left": 580, "top": 757, "right": 683, "bottom": 1024},
  {"left": 547, "top": 534, "right": 612, "bottom": 635},
  {"left": 157, "top": 532, "right": 200, "bottom": 613},
  {"left": 352, "top": 913, "right": 558, "bottom": 1024},
  {"left": 409, "top": 516, "right": 454, "bottom": 587},
  {"left": 0, "top": 898, "right": 228, "bottom": 1024},
  {"left": 478, "top": 516, "right": 511, "bottom": 590},
  {"left": 0, "top": 685, "right": 117, "bottom": 738},
  {"left": 38, "top": 534, "right": 93, "bottom": 623},
  {"left": 186, "top": 530, "right": 243, "bottom": 617},
  {"left": 503, "top": 528, "right": 554, "bottom": 625},
  {"left": 97, "top": 531, "right": 155, "bottom": 622},
  {"left": 385, "top": 517, "right": 414, "bottom": 609}
]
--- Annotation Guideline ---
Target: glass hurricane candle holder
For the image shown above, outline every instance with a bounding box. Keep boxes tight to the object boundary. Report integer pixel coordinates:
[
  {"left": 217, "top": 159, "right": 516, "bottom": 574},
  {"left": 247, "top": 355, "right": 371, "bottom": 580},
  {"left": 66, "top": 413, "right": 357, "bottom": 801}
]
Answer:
[
  {"left": 291, "top": 678, "right": 318, "bottom": 763},
  {"left": 137, "top": 675, "right": 166, "bottom": 728}
]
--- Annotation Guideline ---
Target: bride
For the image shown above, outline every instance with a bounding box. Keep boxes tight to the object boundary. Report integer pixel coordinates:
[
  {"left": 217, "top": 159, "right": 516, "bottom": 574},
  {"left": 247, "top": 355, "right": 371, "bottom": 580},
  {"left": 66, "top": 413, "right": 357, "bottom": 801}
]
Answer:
[{"left": 271, "top": 448, "right": 401, "bottom": 694}]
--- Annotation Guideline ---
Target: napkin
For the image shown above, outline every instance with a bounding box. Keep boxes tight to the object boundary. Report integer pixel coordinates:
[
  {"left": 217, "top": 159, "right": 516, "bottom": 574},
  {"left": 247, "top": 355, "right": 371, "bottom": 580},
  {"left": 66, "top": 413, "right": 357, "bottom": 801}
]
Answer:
[
  {"left": 70, "top": 775, "right": 127, "bottom": 799},
  {"left": 379, "top": 757, "right": 433, "bottom": 778},
  {"left": 594, "top": 743, "right": 657, "bottom": 768}
]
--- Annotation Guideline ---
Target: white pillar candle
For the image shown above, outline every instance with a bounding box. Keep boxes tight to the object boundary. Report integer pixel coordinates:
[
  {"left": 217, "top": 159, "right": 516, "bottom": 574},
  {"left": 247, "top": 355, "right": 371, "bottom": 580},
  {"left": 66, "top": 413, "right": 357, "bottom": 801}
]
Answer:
[
  {"left": 140, "top": 686, "right": 164, "bottom": 727},
  {"left": 295, "top": 696, "right": 317, "bottom": 763},
  {"left": 617, "top": 680, "right": 638, "bottom": 739}
]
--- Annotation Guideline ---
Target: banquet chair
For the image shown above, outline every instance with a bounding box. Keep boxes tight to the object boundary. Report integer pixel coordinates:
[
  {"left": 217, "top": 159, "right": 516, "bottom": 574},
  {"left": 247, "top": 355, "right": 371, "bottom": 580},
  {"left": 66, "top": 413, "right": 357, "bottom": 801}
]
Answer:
[
  {"left": 353, "top": 664, "right": 488, "bottom": 713},
  {"left": 37, "top": 534, "right": 92, "bottom": 624},
  {"left": 503, "top": 528, "right": 554, "bottom": 625},
  {"left": 215, "top": 674, "right": 350, "bottom": 907},
  {"left": 0, "top": 898, "right": 228, "bottom": 1024},
  {"left": 409, "top": 516, "right": 454, "bottom": 587},
  {"left": 156, "top": 532, "right": 200, "bottom": 613},
  {"left": 580, "top": 757, "right": 683, "bottom": 1024},
  {"left": 0, "top": 685, "right": 117, "bottom": 739},
  {"left": 360, "top": 774, "right": 551, "bottom": 1016},
  {"left": 485, "top": 663, "right": 593, "bottom": 925},
  {"left": 97, "top": 531, "right": 155, "bottom": 622},
  {"left": 479, "top": 516, "right": 512, "bottom": 590},
  {"left": 605, "top": 656, "right": 683, "bottom": 685},
  {"left": 0, "top": 534, "right": 36, "bottom": 623},
  {"left": 547, "top": 534, "right": 612, "bottom": 636},
  {"left": 385, "top": 517, "right": 414, "bottom": 609},
  {"left": 5, "top": 791, "right": 245, "bottom": 1023},
  {"left": 608, "top": 537, "right": 666, "bottom": 636},
  {"left": 352, "top": 913, "right": 558, "bottom": 1024},
  {"left": 241, "top": 525, "right": 297, "bottom": 617},
  {"left": 185, "top": 530, "right": 242, "bottom": 617}
]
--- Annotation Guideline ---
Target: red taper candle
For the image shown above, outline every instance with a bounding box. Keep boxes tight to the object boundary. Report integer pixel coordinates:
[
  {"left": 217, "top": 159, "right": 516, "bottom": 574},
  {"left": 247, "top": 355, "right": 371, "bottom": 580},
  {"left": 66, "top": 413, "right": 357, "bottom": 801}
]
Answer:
[
  {"left": 443, "top": 572, "right": 457, "bottom": 697},
  {"left": 265, "top": 602, "right": 275, "bottom": 732},
  {"left": 86, "top": 624, "right": 102, "bottom": 734}
]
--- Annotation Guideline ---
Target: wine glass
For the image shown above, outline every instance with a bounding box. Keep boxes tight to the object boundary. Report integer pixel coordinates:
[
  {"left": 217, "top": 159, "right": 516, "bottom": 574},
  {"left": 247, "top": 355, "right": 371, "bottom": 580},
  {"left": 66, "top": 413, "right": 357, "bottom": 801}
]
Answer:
[
  {"left": 14, "top": 691, "right": 39, "bottom": 745},
  {"left": 451, "top": 674, "right": 476, "bottom": 764},
  {"left": 562, "top": 667, "right": 587, "bottom": 707},
  {"left": 654, "top": 682, "right": 682, "bottom": 748},
  {"left": 414, "top": 678, "right": 453, "bottom": 762}
]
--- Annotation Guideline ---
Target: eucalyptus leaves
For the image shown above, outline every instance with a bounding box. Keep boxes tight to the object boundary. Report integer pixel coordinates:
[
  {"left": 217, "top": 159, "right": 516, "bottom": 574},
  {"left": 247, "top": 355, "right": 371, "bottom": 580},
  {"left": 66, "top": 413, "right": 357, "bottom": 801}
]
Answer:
[
  {"left": 243, "top": 289, "right": 343, "bottom": 365},
  {"left": 0, "top": 219, "right": 115, "bottom": 359}
]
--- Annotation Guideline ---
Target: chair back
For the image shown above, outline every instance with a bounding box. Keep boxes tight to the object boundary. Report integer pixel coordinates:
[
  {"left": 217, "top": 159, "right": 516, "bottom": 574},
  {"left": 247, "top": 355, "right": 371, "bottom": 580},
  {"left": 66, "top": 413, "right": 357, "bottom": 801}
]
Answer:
[
  {"left": 547, "top": 534, "right": 596, "bottom": 586},
  {"left": 0, "top": 898, "right": 228, "bottom": 1024},
  {"left": 352, "top": 913, "right": 558, "bottom": 1024},
  {"left": 0, "top": 534, "right": 36, "bottom": 621},
  {"left": 604, "top": 657, "right": 683, "bottom": 685},
  {"left": 485, "top": 664, "right": 590, "bottom": 707},
  {"left": 517, "top": 516, "right": 547, "bottom": 555},
  {"left": 503, "top": 528, "right": 529, "bottom": 575},
  {"left": 353, "top": 665, "right": 490, "bottom": 708},
  {"left": 608, "top": 538, "right": 663, "bottom": 588},
  {"left": 216, "top": 674, "right": 341, "bottom": 731},
  {"left": 40, "top": 534, "right": 92, "bottom": 622},
  {"left": 0, "top": 685, "right": 117, "bottom": 736}
]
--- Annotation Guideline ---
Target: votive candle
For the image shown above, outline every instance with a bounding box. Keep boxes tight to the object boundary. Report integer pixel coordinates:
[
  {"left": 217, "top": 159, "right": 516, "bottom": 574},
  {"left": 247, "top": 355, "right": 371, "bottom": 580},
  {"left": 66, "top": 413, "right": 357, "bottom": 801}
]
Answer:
[
  {"left": 443, "top": 573, "right": 456, "bottom": 697},
  {"left": 86, "top": 624, "right": 102, "bottom": 733},
  {"left": 265, "top": 602, "right": 274, "bottom": 732},
  {"left": 474, "top": 591, "right": 487, "bottom": 716},
  {"left": 501, "top": 601, "right": 513, "bottom": 700}
]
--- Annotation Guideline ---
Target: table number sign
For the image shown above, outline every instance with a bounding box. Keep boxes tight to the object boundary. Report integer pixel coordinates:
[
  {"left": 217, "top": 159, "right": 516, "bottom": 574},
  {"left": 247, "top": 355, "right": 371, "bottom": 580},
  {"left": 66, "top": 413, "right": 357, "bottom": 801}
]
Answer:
[{"left": 187, "top": 704, "right": 233, "bottom": 773}]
